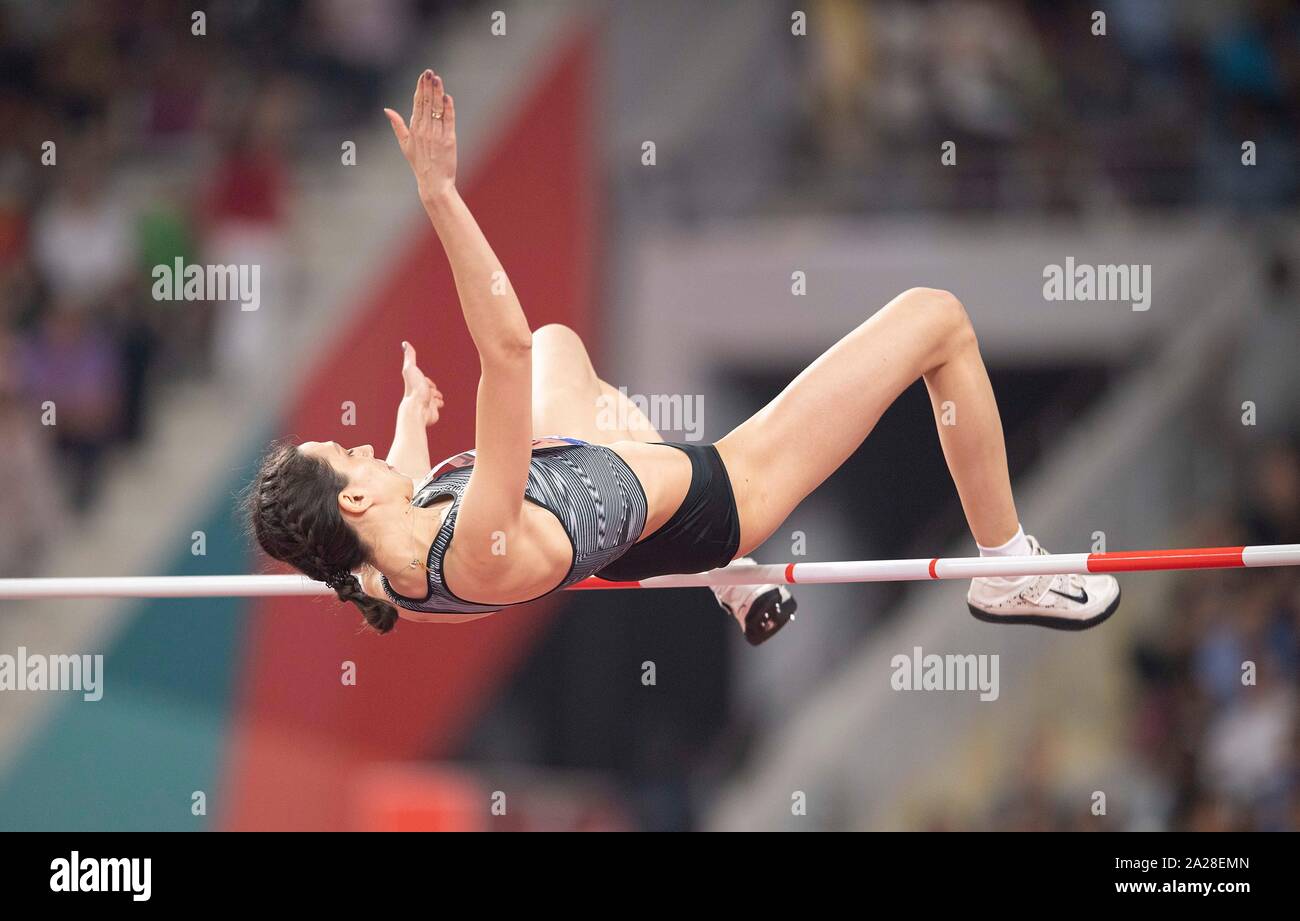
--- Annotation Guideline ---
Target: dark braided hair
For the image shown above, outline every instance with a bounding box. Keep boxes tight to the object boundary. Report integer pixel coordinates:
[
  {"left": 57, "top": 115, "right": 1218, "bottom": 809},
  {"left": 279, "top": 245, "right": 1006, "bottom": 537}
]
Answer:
[{"left": 243, "top": 440, "right": 399, "bottom": 634}]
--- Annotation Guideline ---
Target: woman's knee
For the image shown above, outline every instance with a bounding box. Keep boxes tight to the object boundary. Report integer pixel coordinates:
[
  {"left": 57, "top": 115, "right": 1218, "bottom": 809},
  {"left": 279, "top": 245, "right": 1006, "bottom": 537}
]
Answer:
[
  {"left": 896, "top": 287, "right": 975, "bottom": 352},
  {"left": 533, "top": 323, "right": 598, "bottom": 384},
  {"left": 532, "top": 323, "right": 585, "bottom": 358}
]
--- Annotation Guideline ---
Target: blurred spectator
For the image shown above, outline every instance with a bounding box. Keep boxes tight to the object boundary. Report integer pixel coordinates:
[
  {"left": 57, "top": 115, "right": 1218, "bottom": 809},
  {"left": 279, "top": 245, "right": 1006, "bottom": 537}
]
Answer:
[
  {"left": 34, "top": 0, "right": 119, "bottom": 125},
  {"left": 136, "top": 184, "right": 207, "bottom": 379},
  {"left": 0, "top": 254, "right": 46, "bottom": 331},
  {"left": 17, "top": 303, "right": 122, "bottom": 510},
  {"left": 1241, "top": 441, "right": 1300, "bottom": 546},
  {"left": 1202, "top": 662, "right": 1294, "bottom": 813},
  {"left": 0, "top": 330, "right": 65, "bottom": 575},
  {"left": 131, "top": 32, "right": 210, "bottom": 142},
  {"left": 930, "top": 0, "right": 1053, "bottom": 141},
  {"left": 804, "top": 0, "right": 873, "bottom": 174},
  {"left": 0, "top": 160, "right": 30, "bottom": 269},
  {"left": 103, "top": 286, "right": 160, "bottom": 445},
  {"left": 31, "top": 157, "right": 133, "bottom": 303},
  {"left": 306, "top": 0, "right": 416, "bottom": 125},
  {"left": 1231, "top": 251, "right": 1300, "bottom": 439},
  {"left": 201, "top": 92, "right": 295, "bottom": 387}
]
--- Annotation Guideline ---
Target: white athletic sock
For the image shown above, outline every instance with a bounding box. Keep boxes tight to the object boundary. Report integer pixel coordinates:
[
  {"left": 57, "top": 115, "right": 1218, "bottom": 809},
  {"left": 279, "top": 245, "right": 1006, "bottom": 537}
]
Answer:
[{"left": 978, "top": 524, "right": 1030, "bottom": 558}]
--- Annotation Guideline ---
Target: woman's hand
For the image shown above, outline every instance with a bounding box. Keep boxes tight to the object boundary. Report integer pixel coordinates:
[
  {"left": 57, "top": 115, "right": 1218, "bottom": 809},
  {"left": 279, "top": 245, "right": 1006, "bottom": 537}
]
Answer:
[
  {"left": 385, "top": 342, "right": 439, "bottom": 477},
  {"left": 400, "top": 341, "right": 444, "bottom": 428},
  {"left": 384, "top": 69, "right": 457, "bottom": 200}
]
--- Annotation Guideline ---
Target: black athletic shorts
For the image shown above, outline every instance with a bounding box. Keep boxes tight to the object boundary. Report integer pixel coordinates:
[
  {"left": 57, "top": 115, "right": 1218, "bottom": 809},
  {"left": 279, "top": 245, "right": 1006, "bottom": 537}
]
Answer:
[{"left": 595, "top": 441, "right": 742, "bottom": 582}]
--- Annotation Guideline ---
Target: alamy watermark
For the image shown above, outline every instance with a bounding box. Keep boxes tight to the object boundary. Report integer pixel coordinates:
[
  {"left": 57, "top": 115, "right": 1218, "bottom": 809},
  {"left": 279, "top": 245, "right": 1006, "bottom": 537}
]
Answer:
[
  {"left": 596, "top": 387, "right": 703, "bottom": 441},
  {"left": 0, "top": 647, "right": 103, "bottom": 701},
  {"left": 50, "top": 852, "right": 150, "bottom": 901},
  {"left": 1043, "top": 257, "right": 1151, "bottom": 311},
  {"left": 151, "top": 257, "right": 260, "bottom": 311},
  {"left": 891, "top": 645, "right": 999, "bottom": 702}
]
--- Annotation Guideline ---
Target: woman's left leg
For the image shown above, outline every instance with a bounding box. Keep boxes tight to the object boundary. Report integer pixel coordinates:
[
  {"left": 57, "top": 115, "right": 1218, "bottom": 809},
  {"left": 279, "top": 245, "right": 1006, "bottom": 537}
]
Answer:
[{"left": 530, "top": 323, "right": 660, "bottom": 443}]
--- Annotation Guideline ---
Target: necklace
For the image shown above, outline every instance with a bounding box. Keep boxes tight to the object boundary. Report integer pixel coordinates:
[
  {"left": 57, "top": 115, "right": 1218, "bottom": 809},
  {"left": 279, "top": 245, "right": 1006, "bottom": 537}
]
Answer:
[{"left": 405, "top": 498, "right": 428, "bottom": 574}]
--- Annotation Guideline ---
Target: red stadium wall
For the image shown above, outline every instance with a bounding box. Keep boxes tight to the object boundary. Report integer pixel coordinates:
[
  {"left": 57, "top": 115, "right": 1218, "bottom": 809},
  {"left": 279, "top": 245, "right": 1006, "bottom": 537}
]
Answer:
[{"left": 218, "top": 32, "right": 600, "bottom": 830}]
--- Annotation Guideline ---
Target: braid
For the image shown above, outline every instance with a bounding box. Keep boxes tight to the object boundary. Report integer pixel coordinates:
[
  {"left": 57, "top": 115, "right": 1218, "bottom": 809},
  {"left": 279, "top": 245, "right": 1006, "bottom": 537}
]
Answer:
[
  {"left": 332, "top": 572, "right": 398, "bottom": 634},
  {"left": 243, "top": 440, "right": 400, "bottom": 634}
]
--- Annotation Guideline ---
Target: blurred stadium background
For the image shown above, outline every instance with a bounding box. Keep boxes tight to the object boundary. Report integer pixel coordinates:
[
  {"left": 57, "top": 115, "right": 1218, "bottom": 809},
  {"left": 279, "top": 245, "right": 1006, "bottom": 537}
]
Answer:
[{"left": 0, "top": 0, "right": 1297, "bottom": 831}]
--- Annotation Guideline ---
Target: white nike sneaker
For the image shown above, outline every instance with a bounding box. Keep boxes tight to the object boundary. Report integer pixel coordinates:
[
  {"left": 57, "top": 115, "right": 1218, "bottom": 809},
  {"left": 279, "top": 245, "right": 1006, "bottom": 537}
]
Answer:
[
  {"left": 712, "top": 557, "right": 797, "bottom": 646},
  {"left": 967, "top": 535, "right": 1120, "bottom": 631}
]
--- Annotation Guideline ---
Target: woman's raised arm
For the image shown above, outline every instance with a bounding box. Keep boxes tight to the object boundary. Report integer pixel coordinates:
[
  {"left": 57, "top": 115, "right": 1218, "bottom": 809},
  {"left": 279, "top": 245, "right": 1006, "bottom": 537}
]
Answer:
[{"left": 384, "top": 70, "right": 533, "bottom": 558}]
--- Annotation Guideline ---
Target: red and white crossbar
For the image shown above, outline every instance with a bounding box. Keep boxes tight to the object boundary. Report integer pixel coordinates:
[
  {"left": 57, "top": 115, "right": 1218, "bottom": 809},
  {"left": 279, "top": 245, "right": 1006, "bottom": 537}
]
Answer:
[
  {"left": 577, "top": 544, "right": 1300, "bottom": 589},
  {"left": 0, "top": 544, "right": 1296, "bottom": 600}
]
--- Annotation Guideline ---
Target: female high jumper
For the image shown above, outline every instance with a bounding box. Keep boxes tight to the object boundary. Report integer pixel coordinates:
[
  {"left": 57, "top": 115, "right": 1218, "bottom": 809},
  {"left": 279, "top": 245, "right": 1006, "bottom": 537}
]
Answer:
[{"left": 246, "top": 70, "right": 1120, "bottom": 645}]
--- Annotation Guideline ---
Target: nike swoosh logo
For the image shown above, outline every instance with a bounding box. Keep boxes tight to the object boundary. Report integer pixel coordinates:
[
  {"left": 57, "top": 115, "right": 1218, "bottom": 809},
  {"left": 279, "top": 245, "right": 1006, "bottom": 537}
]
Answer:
[{"left": 1050, "top": 587, "right": 1089, "bottom": 605}]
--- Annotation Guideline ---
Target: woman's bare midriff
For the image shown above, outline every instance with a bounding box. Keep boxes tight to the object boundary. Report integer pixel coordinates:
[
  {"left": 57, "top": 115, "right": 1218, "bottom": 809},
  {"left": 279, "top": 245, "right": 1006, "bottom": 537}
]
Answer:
[{"left": 605, "top": 440, "right": 693, "bottom": 541}]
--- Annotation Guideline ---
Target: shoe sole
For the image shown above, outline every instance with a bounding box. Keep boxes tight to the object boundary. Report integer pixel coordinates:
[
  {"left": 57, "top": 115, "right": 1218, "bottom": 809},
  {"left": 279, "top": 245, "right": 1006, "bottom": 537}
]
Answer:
[
  {"left": 967, "top": 584, "right": 1121, "bottom": 632},
  {"left": 743, "top": 590, "right": 797, "bottom": 646}
]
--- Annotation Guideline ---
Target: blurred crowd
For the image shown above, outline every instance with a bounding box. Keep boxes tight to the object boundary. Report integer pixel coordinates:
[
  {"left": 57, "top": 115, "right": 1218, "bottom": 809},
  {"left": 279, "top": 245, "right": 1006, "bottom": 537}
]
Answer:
[
  {"left": 0, "top": 0, "right": 467, "bottom": 576},
  {"left": 792, "top": 0, "right": 1300, "bottom": 212},
  {"left": 1126, "top": 442, "right": 1300, "bottom": 832},
  {"left": 924, "top": 436, "right": 1300, "bottom": 832}
]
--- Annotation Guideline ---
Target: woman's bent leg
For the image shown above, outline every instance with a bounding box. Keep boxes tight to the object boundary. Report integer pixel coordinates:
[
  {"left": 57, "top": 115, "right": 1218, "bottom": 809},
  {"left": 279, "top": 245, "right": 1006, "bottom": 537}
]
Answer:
[
  {"left": 716, "top": 287, "right": 1019, "bottom": 556},
  {"left": 530, "top": 324, "right": 662, "bottom": 443}
]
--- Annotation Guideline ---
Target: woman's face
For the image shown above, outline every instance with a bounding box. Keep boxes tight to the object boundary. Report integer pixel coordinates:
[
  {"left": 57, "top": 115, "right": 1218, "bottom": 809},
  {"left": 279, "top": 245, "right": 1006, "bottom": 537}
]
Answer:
[{"left": 298, "top": 441, "right": 411, "bottom": 516}]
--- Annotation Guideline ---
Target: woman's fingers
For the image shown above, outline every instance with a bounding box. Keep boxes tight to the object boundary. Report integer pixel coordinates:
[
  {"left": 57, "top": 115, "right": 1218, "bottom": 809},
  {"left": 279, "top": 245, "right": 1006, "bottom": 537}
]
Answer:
[
  {"left": 406, "top": 69, "right": 450, "bottom": 127},
  {"left": 392, "top": 69, "right": 456, "bottom": 191},
  {"left": 423, "top": 374, "right": 442, "bottom": 406},
  {"left": 411, "top": 69, "right": 433, "bottom": 129},
  {"left": 400, "top": 342, "right": 424, "bottom": 396},
  {"left": 383, "top": 109, "right": 409, "bottom": 148},
  {"left": 431, "top": 74, "right": 445, "bottom": 117}
]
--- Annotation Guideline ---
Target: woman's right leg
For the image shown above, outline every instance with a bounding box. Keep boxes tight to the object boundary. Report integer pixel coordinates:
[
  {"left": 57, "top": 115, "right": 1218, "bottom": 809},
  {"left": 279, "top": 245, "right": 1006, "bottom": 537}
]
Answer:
[
  {"left": 716, "top": 287, "right": 1019, "bottom": 557},
  {"left": 722, "top": 288, "right": 1120, "bottom": 632}
]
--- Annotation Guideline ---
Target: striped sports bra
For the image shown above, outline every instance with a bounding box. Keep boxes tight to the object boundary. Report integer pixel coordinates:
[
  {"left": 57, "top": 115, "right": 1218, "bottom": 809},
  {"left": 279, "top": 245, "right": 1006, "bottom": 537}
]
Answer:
[{"left": 380, "top": 437, "right": 648, "bottom": 615}]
